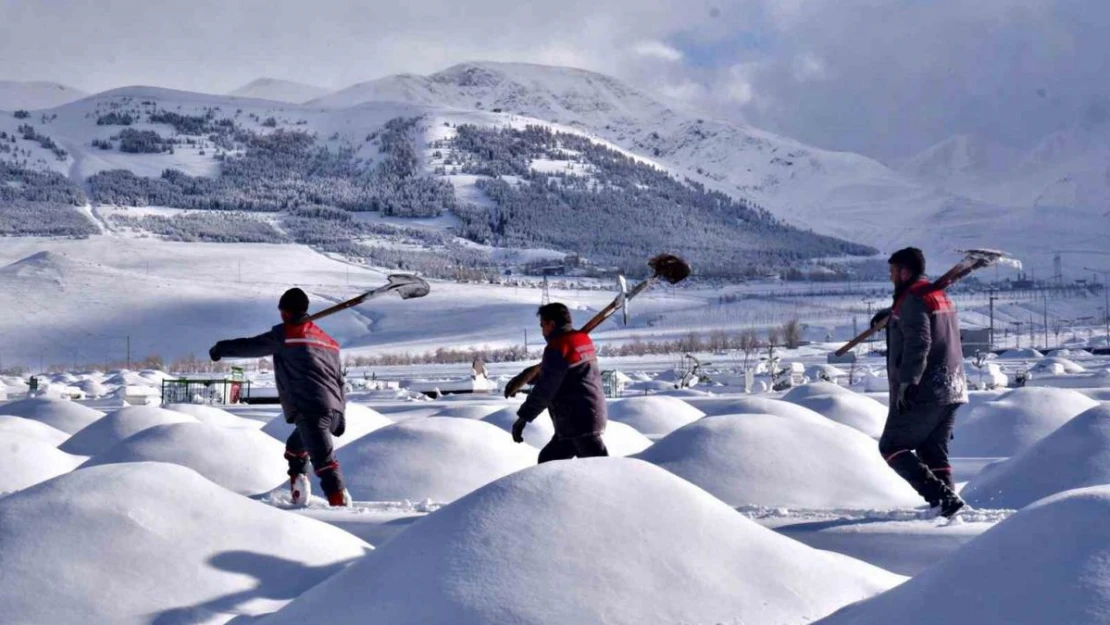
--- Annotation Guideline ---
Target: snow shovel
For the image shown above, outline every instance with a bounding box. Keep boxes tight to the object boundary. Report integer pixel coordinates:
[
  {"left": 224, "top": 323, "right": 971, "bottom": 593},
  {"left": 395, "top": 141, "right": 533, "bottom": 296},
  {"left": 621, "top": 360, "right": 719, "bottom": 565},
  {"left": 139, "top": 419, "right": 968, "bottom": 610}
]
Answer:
[
  {"left": 504, "top": 254, "right": 690, "bottom": 397},
  {"left": 307, "top": 274, "right": 430, "bottom": 322},
  {"left": 834, "top": 248, "right": 1020, "bottom": 357}
]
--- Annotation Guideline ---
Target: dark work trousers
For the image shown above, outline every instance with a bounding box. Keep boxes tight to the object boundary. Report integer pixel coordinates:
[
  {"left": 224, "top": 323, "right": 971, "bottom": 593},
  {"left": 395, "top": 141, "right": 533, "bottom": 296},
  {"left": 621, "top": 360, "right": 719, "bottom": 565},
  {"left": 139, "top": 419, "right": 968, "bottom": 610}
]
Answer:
[
  {"left": 879, "top": 403, "right": 959, "bottom": 506},
  {"left": 285, "top": 411, "right": 345, "bottom": 496},
  {"left": 537, "top": 433, "right": 609, "bottom": 464}
]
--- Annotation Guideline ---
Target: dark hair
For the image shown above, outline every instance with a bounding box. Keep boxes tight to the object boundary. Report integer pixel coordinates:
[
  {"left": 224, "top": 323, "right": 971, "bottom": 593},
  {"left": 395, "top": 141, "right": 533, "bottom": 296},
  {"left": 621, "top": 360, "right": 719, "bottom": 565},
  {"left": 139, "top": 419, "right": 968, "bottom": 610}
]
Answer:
[
  {"left": 888, "top": 247, "right": 926, "bottom": 278},
  {"left": 536, "top": 302, "right": 572, "bottom": 326},
  {"left": 278, "top": 287, "right": 310, "bottom": 315}
]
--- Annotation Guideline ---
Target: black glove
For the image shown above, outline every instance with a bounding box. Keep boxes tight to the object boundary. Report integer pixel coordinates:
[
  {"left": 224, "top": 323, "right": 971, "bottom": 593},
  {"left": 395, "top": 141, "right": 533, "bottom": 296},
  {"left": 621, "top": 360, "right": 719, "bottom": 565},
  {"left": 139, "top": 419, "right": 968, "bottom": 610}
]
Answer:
[
  {"left": 511, "top": 417, "right": 527, "bottom": 443},
  {"left": 208, "top": 345, "right": 221, "bottom": 362},
  {"left": 870, "top": 308, "right": 892, "bottom": 329},
  {"left": 896, "top": 383, "right": 915, "bottom": 414}
]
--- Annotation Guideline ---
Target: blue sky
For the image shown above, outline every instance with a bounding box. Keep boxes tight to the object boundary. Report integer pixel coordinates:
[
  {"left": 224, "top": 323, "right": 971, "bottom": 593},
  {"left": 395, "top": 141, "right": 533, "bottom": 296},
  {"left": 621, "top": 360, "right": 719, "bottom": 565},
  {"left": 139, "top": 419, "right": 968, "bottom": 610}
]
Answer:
[{"left": 1, "top": 0, "right": 1107, "bottom": 159}]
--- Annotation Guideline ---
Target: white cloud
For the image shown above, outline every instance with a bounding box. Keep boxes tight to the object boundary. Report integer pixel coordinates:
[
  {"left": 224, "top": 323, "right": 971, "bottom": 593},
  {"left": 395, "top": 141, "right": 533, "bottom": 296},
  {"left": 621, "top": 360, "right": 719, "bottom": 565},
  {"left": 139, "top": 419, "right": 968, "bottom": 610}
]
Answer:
[{"left": 632, "top": 40, "right": 684, "bottom": 62}]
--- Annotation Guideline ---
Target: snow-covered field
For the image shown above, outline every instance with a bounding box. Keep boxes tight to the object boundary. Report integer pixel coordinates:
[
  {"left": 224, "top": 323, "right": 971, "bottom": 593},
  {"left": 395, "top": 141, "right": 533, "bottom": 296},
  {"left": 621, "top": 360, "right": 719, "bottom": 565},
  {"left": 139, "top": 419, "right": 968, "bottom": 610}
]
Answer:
[{"left": 3, "top": 337, "right": 1110, "bottom": 623}]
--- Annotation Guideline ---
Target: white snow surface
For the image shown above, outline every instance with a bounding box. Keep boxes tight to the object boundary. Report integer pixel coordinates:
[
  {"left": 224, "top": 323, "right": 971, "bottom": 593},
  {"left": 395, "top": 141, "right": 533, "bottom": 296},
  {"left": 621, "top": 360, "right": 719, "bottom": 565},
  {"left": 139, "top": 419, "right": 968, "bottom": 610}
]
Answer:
[
  {"left": 602, "top": 420, "right": 654, "bottom": 456},
  {"left": 783, "top": 382, "right": 888, "bottom": 438},
  {"left": 334, "top": 417, "right": 535, "bottom": 502},
  {"left": 163, "top": 402, "right": 265, "bottom": 429},
  {"left": 0, "top": 433, "right": 85, "bottom": 493},
  {"left": 0, "top": 397, "right": 104, "bottom": 435},
  {"left": 950, "top": 387, "right": 1100, "bottom": 457},
  {"left": 815, "top": 485, "right": 1110, "bottom": 625},
  {"left": 962, "top": 404, "right": 1110, "bottom": 510},
  {"left": 636, "top": 414, "right": 921, "bottom": 509},
  {"left": 259, "top": 458, "right": 903, "bottom": 625},
  {"left": 0, "top": 462, "right": 368, "bottom": 625},
  {"left": 82, "top": 422, "right": 288, "bottom": 495},
  {"left": 605, "top": 395, "right": 705, "bottom": 437},
  {"left": 0, "top": 414, "right": 72, "bottom": 446},
  {"left": 481, "top": 405, "right": 556, "bottom": 448},
  {"left": 59, "top": 405, "right": 198, "bottom": 457}
]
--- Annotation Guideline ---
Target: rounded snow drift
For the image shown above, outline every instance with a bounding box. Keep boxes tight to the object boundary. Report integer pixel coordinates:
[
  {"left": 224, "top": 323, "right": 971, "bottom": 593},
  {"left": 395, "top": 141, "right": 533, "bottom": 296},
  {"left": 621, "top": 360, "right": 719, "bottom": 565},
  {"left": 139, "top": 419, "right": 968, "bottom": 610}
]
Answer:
[
  {"left": 0, "top": 433, "right": 85, "bottom": 492},
  {"left": 606, "top": 395, "right": 704, "bottom": 438},
  {"left": 335, "top": 417, "right": 535, "bottom": 503},
  {"left": 430, "top": 402, "right": 505, "bottom": 420},
  {"left": 0, "top": 397, "right": 104, "bottom": 435},
  {"left": 0, "top": 462, "right": 368, "bottom": 625},
  {"left": 782, "top": 381, "right": 854, "bottom": 402},
  {"left": 82, "top": 422, "right": 288, "bottom": 495},
  {"left": 603, "top": 421, "right": 654, "bottom": 456},
  {"left": 815, "top": 485, "right": 1110, "bottom": 625},
  {"left": 60, "top": 405, "right": 197, "bottom": 457},
  {"left": 0, "top": 415, "right": 72, "bottom": 447},
  {"left": 962, "top": 404, "right": 1110, "bottom": 509},
  {"left": 691, "top": 395, "right": 830, "bottom": 423},
  {"left": 163, "top": 403, "right": 264, "bottom": 429},
  {"left": 637, "top": 414, "right": 920, "bottom": 509},
  {"left": 481, "top": 406, "right": 556, "bottom": 449},
  {"left": 951, "top": 387, "right": 1099, "bottom": 457},
  {"left": 261, "top": 458, "right": 901, "bottom": 625},
  {"left": 783, "top": 391, "right": 888, "bottom": 438}
]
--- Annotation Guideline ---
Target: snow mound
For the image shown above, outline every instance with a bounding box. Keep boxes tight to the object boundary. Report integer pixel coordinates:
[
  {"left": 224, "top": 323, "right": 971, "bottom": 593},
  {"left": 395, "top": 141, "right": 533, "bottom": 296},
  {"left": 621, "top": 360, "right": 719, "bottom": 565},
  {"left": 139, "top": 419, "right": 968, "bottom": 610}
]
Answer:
[
  {"left": 429, "top": 402, "right": 505, "bottom": 420},
  {"left": 694, "top": 396, "right": 830, "bottom": 423},
  {"left": 1029, "top": 357, "right": 1086, "bottom": 374},
  {"left": 76, "top": 378, "right": 110, "bottom": 398},
  {"left": 784, "top": 391, "right": 888, "bottom": 438},
  {"left": 815, "top": 485, "right": 1110, "bottom": 625},
  {"left": 83, "top": 422, "right": 287, "bottom": 495},
  {"left": 782, "top": 380, "right": 855, "bottom": 402},
  {"left": 0, "top": 433, "right": 85, "bottom": 492},
  {"left": 0, "top": 462, "right": 368, "bottom": 625},
  {"left": 261, "top": 458, "right": 901, "bottom": 625},
  {"left": 0, "top": 397, "right": 104, "bottom": 434},
  {"left": 951, "top": 387, "right": 1099, "bottom": 457},
  {"left": 60, "top": 405, "right": 198, "bottom": 456},
  {"left": 0, "top": 415, "right": 71, "bottom": 446},
  {"left": 335, "top": 417, "right": 535, "bottom": 503},
  {"left": 636, "top": 414, "right": 920, "bottom": 509},
  {"left": 1046, "top": 348, "right": 1090, "bottom": 359},
  {"left": 261, "top": 402, "right": 393, "bottom": 449},
  {"left": 606, "top": 395, "right": 705, "bottom": 437},
  {"left": 962, "top": 405, "right": 1110, "bottom": 509},
  {"left": 603, "top": 421, "right": 654, "bottom": 456},
  {"left": 163, "top": 403, "right": 264, "bottom": 428},
  {"left": 481, "top": 406, "right": 556, "bottom": 448}
]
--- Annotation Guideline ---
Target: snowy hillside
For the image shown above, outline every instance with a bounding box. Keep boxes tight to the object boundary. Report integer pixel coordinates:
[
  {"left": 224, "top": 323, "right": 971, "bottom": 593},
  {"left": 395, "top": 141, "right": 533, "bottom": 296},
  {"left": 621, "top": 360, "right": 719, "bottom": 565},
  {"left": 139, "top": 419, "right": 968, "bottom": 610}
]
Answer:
[
  {"left": 308, "top": 61, "right": 1109, "bottom": 269},
  {"left": 228, "top": 78, "right": 331, "bottom": 103},
  {"left": 0, "top": 80, "right": 88, "bottom": 111}
]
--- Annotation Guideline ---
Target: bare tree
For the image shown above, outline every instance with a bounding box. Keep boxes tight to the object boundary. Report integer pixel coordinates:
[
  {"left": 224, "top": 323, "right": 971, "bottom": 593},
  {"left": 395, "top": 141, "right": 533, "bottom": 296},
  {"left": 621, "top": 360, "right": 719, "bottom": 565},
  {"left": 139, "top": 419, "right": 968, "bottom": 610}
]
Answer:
[
  {"left": 782, "top": 318, "right": 802, "bottom": 349},
  {"left": 738, "top": 329, "right": 760, "bottom": 369}
]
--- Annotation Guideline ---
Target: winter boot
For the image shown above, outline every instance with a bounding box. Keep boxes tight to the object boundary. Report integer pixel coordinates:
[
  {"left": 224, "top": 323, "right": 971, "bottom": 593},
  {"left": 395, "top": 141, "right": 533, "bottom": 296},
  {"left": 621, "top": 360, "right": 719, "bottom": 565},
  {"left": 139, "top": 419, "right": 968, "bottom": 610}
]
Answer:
[
  {"left": 940, "top": 494, "right": 966, "bottom": 519},
  {"left": 327, "top": 488, "right": 352, "bottom": 507},
  {"left": 290, "top": 474, "right": 311, "bottom": 507}
]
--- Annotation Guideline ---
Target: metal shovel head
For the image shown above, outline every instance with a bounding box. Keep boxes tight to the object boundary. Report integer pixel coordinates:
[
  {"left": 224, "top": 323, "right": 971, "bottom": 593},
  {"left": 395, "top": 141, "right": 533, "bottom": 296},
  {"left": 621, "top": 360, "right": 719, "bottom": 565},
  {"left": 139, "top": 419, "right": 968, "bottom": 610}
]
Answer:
[
  {"left": 617, "top": 275, "right": 630, "bottom": 326},
  {"left": 649, "top": 254, "right": 691, "bottom": 284},
  {"left": 958, "top": 248, "right": 1022, "bottom": 271},
  {"left": 386, "top": 274, "right": 431, "bottom": 299}
]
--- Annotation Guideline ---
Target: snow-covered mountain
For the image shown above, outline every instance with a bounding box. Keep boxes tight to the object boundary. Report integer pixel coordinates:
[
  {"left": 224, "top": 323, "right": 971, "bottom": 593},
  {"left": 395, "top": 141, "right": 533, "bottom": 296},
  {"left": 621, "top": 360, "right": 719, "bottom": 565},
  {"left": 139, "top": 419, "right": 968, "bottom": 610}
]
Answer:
[
  {"left": 0, "top": 81, "right": 88, "bottom": 111},
  {"left": 228, "top": 78, "right": 330, "bottom": 104},
  {"left": 899, "top": 134, "right": 1020, "bottom": 183}
]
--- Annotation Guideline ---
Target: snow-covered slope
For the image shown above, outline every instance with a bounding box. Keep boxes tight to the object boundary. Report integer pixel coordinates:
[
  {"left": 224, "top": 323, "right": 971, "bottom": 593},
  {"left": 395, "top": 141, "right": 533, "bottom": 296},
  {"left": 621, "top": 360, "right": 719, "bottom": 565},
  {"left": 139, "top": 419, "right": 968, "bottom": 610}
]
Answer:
[
  {"left": 260, "top": 458, "right": 902, "bottom": 625},
  {"left": 0, "top": 80, "right": 88, "bottom": 111},
  {"left": 0, "top": 462, "right": 368, "bottom": 625},
  {"left": 815, "top": 485, "right": 1110, "bottom": 625},
  {"left": 228, "top": 78, "right": 330, "bottom": 103}
]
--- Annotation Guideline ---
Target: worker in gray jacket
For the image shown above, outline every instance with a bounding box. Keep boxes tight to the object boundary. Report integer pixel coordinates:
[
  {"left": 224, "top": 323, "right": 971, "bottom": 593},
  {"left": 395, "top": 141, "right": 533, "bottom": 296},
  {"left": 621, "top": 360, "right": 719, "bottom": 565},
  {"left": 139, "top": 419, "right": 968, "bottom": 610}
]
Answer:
[
  {"left": 513, "top": 303, "right": 609, "bottom": 463},
  {"left": 871, "top": 248, "right": 968, "bottom": 518},
  {"left": 209, "top": 288, "right": 350, "bottom": 507}
]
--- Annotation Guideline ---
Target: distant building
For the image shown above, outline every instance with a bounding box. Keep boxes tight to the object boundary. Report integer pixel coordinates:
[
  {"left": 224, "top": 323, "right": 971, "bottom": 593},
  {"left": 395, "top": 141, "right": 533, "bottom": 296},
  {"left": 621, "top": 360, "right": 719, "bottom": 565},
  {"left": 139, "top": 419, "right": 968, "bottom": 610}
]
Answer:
[{"left": 960, "top": 328, "right": 992, "bottom": 357}]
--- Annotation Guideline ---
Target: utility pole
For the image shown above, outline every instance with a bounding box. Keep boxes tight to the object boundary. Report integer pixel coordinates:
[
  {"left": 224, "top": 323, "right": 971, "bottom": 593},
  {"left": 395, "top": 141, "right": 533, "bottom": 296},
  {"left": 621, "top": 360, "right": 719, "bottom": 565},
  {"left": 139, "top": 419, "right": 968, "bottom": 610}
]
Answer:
[
  {"left": 1043, "top": 295, "right": 1049, "bottom": 351},
  {"left": 126, "top": 335, "right": 131, "bottom": 370},
  {"left": 1083, "top": 267, "right": 1110, "bottom": 345},
  {"left": 988, "top": 289, "right": 997, "bottom": 352}
]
